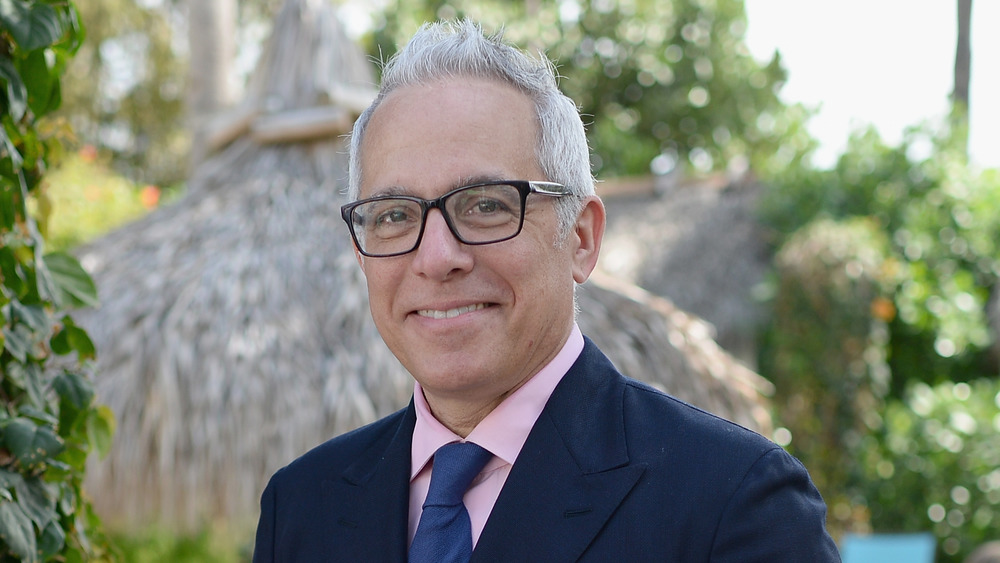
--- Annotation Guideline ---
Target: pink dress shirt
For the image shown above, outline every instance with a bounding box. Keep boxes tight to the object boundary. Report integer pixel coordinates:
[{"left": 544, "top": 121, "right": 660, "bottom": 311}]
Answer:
[{"left": 407, "top": 324, "right": 585, "bottom": 547}]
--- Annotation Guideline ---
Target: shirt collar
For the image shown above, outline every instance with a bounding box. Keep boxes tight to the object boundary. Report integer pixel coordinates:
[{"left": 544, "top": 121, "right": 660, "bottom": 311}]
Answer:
[{"left": 410, "top": 323, "right": 584, "bottom": 479}]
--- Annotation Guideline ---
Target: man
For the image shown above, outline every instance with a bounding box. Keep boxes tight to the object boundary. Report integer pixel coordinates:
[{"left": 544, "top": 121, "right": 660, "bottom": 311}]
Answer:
[{"left": 253, "top": 20, "right": 840, "bottom": 562}]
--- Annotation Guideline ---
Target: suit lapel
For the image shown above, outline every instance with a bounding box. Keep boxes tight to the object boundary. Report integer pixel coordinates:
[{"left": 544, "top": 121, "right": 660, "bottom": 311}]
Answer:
[
  {"left": 321, "top": 404, "right": 415, "bottom": 560},
  {"left": 472, "top": 340, "right": 645, "bottom": 561}
]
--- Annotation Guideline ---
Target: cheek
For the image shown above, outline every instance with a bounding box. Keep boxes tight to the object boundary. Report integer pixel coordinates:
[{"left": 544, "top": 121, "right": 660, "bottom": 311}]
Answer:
[{"left": 363, "top": 268, "right": 397, "bottom": 315}]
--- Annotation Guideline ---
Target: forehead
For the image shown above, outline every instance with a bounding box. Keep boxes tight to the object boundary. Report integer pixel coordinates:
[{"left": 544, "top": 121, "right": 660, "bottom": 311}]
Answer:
[{"left": 359, "top": 78, "right": 541, "bottom": 198}]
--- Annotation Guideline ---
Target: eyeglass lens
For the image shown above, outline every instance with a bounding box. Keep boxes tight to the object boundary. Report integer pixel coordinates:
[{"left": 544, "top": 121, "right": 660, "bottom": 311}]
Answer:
[{"left": 349, "top": 183, "right": 524, "bottom": 256}]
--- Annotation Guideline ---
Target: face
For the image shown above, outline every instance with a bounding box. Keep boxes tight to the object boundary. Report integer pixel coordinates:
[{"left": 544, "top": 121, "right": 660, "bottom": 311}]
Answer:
[{"left": 356, "top": 77, "right": 604, "bottom": 419}]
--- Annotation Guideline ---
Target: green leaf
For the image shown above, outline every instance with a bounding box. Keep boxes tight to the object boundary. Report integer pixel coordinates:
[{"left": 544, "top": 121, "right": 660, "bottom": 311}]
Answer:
[
  {"left": 86, "top": 406, "right": 115, "bottom": 459},
  {"left": 33, "top": 244, "right": 60, "bottom": 306},
  {"left": 21, "top": 48, "right": 57, "bottom": 117},
  {"left": 59, "top": 4, "right": 85, "bottom": 55},
  {"left": 0, "top": 498, "right": 36, "bottom": 562},
  {"left": 2, "top": 322, "right": 33, "bottom": 361},
  {"left": 0, "top": 417, "right": 64, "bottom": 466},
  {"left": 0, "top": 57, "right": 28, "bottom": 121},
  {"left": 13, "top": 476, "right": 56, "bottom": 529},
  {"left": 0, "top": 0, "right": 63, "bottom": 50},
  {"left": 0, "top": 468, "right": 23, "bottom": 490},
  {"left": 38, "top": 519, "right": 66, "bottom": 560},
  {"left": 54, "top": 442, "right": 86, "bottom": 472},
  {"left": 0, "top": 245, "right": 27, "bottom": 295},
  {"left": 17, "top": 405, "right": 57, "bottom": 427},
  {"left": 5, "top": 362, "right": 46, "bottom": 408},
  {"left": 50, "top": 320, "right": 95, "bottom": 360},
  {"left": 8, "top": 298, "right": 48, "bottom": 333},
  {"left": 55, "top": 481, "right": 75, "bottom": 515},
  {"left": 52, "top": 372, "right": 93, "bottom": 412},
  {"left": 53, "top": 371, "right": 93, "bottom": 435},
  {"left": 41, "top": 252, "right": 98, "bottom": 309},
  {"left": 3, "top": 299, "right": 50, "bottom": 360},
  {"left": 61, "top": 544, "right": 85, "bottom": 563}
]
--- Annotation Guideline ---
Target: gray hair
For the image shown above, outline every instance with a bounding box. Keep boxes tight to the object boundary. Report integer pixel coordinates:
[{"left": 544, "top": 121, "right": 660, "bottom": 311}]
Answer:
[{"left": 347, "top": 19, "right": 594, "bottom": 237}]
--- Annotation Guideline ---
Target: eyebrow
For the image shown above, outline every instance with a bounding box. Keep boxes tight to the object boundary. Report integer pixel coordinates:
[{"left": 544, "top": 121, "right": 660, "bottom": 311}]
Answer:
[
  {"left": 456, "top": 174, "right": 508, "bottom": 187},
  {"left": 366, "top": 174, "right": 512, "bottom": 199},
  {"left": 367, "top": 186, "right": 410, "bottom": 198}
]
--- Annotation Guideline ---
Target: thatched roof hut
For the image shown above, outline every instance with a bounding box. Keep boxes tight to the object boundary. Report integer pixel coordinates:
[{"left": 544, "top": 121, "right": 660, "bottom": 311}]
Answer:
[
  {"left": 597, "top": 174, "right": 772, "bottom": 366},
  {"left": 76, "top": 0, "right": 772, "bottom": 532}
]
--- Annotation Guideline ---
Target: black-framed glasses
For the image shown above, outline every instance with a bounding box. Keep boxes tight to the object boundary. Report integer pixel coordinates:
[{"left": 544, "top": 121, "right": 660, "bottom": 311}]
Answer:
[{"left": 341, "top": 180, "right": 569, "bottom": 257}]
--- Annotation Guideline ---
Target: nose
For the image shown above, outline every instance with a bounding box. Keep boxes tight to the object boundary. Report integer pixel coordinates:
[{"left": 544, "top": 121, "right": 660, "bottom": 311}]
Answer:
[{"left": 410, "top": 209, "right": 474, "bottom": 279}]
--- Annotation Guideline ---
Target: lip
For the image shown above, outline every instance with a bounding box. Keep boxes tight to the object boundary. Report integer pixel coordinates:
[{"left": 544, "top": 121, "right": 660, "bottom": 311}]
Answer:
[{"left": 414, "top": 302, "right": 493, "bottom": 320}]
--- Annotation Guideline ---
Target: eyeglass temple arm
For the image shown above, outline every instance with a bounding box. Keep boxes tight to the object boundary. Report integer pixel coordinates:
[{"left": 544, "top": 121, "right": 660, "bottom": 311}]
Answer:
[{"left": 528, "top": 181, "right": 570, "bottom": 196}]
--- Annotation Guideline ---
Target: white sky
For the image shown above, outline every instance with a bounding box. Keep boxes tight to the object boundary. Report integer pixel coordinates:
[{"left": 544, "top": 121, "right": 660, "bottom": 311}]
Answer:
[
  {"left": 744, "top": 0, "right": 999, "bottom": 169},
  {"left": 334, "top": 1, "right": 998, "bottom": 169}
]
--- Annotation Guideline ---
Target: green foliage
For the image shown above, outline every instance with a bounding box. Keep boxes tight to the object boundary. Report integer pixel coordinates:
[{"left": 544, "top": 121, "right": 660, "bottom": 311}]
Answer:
[
  {"left": 59, "top": 0, "right": 187, "bottom": 185},
  {"left": 111, "top": 524, "right": 250, "bottom": 563},
  {"left": 363, "top": 0, "right": 813, "bottom": 180},
  {"left": 760, "top": 218, "right": 897, "bottom": 534},
  {"left": 33, "top": 148, "right": 162, "bottom": 251},
  {"left": 761, "top": 126, "right": 999, "bottom": 386},
  {"left": 1, "top": 1, "right": 116, "bottom": 560},
  {"left": 858, "top": 379, "right": 1000, "bottom": 562},
  {"left": 759, "top": 125, "right": 999, "bottom": 554}
]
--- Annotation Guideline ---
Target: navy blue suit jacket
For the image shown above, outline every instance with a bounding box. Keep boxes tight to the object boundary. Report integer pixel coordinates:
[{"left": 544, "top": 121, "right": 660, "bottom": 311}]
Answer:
[{"left": 254, "top": 338, "right": 840, "bottom": 561}]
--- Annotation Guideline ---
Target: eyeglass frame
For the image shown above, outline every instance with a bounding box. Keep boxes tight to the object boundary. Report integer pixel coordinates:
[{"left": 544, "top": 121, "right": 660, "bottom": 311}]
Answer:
[{"left": 340, "top": 180, "right": 570, "bottom": 257}]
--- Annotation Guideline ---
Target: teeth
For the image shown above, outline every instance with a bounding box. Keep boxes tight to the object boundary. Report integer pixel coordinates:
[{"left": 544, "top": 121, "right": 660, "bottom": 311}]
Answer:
[{"left": 418, "top": 303, "right": 487, "bottom": 319}]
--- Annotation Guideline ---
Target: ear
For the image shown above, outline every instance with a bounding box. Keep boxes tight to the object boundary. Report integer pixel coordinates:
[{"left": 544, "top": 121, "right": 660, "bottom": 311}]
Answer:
[
  {"left": 353, "top": 246, "right": 367, "bottom": 274},
  {"left": 570, "top": 195, "right": 606, "bottom": 284}
]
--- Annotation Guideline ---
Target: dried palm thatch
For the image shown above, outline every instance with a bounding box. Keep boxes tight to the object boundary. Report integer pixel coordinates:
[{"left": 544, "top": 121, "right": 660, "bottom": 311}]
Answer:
[
  {"left": 581, "top": 272, "right": 772, "bottom": 433},
  {"left": 597, "top": 174, "right": 773, "bottom": 366},
  {"left": 75, "top": 0, "right": 772, "bottom": 532}
]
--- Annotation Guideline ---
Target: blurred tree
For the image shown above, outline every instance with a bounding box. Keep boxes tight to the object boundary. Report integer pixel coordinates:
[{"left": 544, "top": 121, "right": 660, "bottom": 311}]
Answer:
[
  {"left": 761, "top": 218, "right": 896, "bottom": 535},
  {"left": 362, "top": 0, "right": 814, "bottom": 180},
  {"left": 34, "top": 148, "right": 159, "bottom": 252},
  {"left": 759, "top": 125, "right": 999, "bottom": 554},
  {"left": 858, "top": 379, "right": 1000, "bottom": 562},
  {"left": 186, "top": 0, "right": 237, "bottom": 170},
  {"left": 761, "top": 128, "right": 998, "bottom": 389},
  {"left": 61, "top": 0, "right": 814, "bottom": 189},
  {"left": 952, "top": 0, "right": 972, "bottom": 109},
  {"left": 951, "top": 0, "right": 972, "bottom": 155},
  {"left": 58, "top": 0, "right": 280, "bottom": 188},
  {"left": 61, "top": 0, "right": 187, "bottom": 186}
]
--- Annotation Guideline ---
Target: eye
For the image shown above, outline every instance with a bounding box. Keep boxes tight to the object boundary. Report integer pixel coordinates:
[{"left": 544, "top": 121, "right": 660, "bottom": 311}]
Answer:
[
  {"left": 451, "top": 185, "right": 519, "bottom": 218},
  {"left": 359, "top": 199, "right": 421, "bottom": 235},
  {"left": 376, "top": 207, "right": 415, "bottom": 225},
  {"left": 468, "top": 197, "right": 507, "bottom": 215}
]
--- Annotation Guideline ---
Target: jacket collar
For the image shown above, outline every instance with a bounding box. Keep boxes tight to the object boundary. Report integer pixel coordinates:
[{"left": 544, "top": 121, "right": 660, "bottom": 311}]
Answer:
[
  {"left": 326, "top": 338, "right": 644, "bottom": 561},
  {"left": 472, "top": 337, "right": 645, "bottom": 561},
  {"left": 326, "top": 405, "right": 416, "bottom": 561}
]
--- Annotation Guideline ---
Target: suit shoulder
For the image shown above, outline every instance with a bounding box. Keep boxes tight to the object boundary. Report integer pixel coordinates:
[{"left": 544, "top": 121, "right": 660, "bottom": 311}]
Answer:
[
  {"left": 620, "top": 376, "right": 779, "bottom": 460},
  {"left": 272, "top": 407, "right": 409, "bottom": 481}
]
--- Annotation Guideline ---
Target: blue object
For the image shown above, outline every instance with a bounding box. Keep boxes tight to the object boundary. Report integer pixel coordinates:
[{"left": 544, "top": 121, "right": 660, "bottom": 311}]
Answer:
[
  {"left": 841, "top": 533, "right": 937, "bottom": 563},
  {"left": 409, "top": 442, "right": 492, "bottom": 563}
]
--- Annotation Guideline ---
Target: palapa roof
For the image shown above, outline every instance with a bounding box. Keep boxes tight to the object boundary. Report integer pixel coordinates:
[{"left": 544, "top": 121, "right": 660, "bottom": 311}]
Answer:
[
  {"left": 597, "top": 173, "right": 773, "bottom": 365},
  {"left": 76, "top": 0, "right": 772, "bottom": 531}
]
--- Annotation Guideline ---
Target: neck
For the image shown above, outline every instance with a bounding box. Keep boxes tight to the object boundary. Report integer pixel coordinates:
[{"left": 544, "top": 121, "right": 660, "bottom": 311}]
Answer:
[
  {"left": 418, "top": 321, "right": 576, "bottom": 437},
  {"left": 421, "top": 384, "right": 523, "bottom": 438}
]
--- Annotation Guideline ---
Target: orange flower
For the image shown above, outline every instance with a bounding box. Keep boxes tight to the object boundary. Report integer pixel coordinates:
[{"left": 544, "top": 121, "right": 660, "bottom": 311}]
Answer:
[
  {"left": 870, "top": 297, "right": 896, "bottom": 322},
  {"left": 80, "top": 145, "right": 98, "bottom": 163},
  {"left": 140, "top": 185, "right": 161, "bottom": 209}
]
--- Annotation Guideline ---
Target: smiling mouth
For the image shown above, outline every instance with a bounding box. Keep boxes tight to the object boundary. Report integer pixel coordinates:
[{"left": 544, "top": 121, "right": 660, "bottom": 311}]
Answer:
[{"left": 416, "top": 303, "right": 490, "bottom": 319}]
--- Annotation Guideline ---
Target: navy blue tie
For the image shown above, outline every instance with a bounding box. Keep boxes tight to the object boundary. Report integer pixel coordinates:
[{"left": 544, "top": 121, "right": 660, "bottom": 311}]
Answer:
[{"left": 409, "top": 442, "right": 492, "bottom": 563}]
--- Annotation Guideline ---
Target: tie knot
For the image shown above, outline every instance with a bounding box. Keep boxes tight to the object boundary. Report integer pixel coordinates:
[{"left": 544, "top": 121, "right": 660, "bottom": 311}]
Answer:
[{"left": 423, "top": 442, "right": 492, "bottom": 507}]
